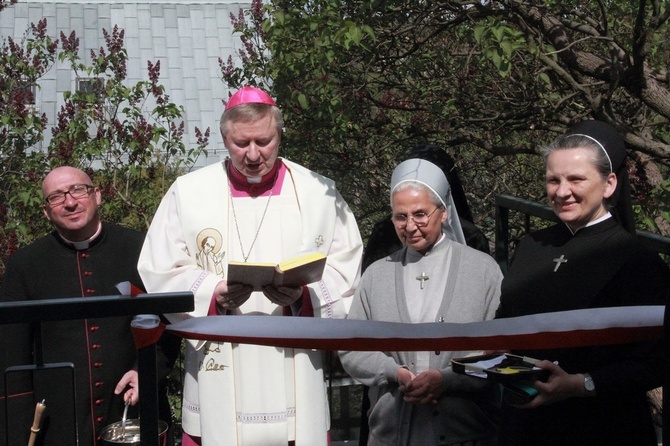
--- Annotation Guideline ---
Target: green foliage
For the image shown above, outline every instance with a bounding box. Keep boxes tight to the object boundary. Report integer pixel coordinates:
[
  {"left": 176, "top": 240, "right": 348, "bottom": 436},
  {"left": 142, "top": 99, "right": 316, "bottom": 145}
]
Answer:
[
  {"left": 221, "top": 0, "right": 670, "bottom": 243},
  {"left": 638, "top": 178, "right": 670, "bottom": 233},
  {"left": 473, "top": 17, "right": 527, "bottom": 78},
  {"left": 49, "top": 26, "right": 209, "bottom": 229},
  {"left": 1, "top": 19, "right": 56, "bottom": 268},
  {"left": 1, "top": 18, "right": 210, "bottom": 281}
]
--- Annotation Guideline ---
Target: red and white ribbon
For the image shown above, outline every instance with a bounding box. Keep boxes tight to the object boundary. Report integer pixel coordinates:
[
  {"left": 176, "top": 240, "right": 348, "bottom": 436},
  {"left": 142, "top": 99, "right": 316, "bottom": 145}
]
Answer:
[{"left": 166, "top": 306, "right": 665, "bottom": 351}]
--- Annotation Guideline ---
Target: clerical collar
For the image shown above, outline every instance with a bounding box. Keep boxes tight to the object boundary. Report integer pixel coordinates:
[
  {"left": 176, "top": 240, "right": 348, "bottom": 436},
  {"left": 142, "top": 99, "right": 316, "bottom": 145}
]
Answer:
[
  {"left": 226, "top": 159, "right": 282, "bottom": 197},
  {"left": 566, "top": 212, "right": 612, "bottom": 235},
  {"left": 59, "top": 222, "right": 103, "bottom": 250}
]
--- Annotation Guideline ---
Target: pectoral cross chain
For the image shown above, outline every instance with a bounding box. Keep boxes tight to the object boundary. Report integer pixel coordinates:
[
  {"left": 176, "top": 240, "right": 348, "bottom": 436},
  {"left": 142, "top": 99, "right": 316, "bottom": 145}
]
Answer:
[{"left": 416, "top": 272, "right": 430, "bottom": 289}]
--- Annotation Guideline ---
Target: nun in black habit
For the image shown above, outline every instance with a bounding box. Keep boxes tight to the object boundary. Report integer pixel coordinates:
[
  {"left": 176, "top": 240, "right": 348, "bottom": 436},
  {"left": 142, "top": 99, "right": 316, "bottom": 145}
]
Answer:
[{"left": 495, "top": 120, "right": 670, "bottom": 446}]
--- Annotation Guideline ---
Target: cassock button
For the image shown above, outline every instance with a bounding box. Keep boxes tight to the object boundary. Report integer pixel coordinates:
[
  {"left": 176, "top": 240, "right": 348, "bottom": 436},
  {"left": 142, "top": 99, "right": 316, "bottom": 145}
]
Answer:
[
  {"left": 90, "top": 326, "right": 99, "bottom": 331},
  {"left": 94, "top": 362, "right": 103, "bottom": 368},
  {"left": 95, "top": 399, "right": 103, "bottom": 405},
  {"left": 86, "top": 288, "right": 95, "bottom": 294},
  {"left": 92, "top": 344, "right": 101, "bottom": 349},
  {"left": 84, "top": 271, "right": 93, "bottom": 276},
  {"left": 95, "top": 381, "right": 104, "bottom": 387},
  {"left": 96, "top": 417, "right": 103, "bottom": 423},
  {"left": 81, "top": 253, "right": 89, "bottom": 258}
]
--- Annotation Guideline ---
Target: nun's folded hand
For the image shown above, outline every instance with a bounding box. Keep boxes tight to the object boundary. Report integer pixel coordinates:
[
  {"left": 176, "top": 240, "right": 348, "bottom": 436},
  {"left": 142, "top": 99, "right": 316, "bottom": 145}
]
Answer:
[
  {"left": 402, "top": 369, "right": 443, "bottom": 405},
  {"left": 262, "top": 285, "right": 303, "bottom": 306},
  {"left": 215, "top": 282, "right": 253, "bottom": 309}
]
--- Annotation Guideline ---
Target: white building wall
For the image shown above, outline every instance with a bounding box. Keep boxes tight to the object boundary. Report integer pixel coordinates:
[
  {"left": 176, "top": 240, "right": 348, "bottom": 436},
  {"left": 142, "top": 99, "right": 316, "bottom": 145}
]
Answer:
[{"left": 0, "top": 0, "right": 252, "bottom": 167}]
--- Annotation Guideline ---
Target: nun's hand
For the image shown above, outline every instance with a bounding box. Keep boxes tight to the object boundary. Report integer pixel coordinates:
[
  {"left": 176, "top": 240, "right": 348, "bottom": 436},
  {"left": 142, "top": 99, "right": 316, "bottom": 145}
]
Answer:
[
  {"left": 262, "top": 285, "right": 303, "bottom": 306},
  {"left": 402, "top": 369, "right": 443, "bottom": 405},
  {"left": 516, "top": 360, "right": 584, "bottom": 409}
]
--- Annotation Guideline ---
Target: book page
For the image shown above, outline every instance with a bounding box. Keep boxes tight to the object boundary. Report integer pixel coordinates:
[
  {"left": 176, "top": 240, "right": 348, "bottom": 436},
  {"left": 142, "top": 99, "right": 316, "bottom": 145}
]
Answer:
[
  {"left": 277, "top": 252, "right": 326, "bottom": 272},
  {"left": 276, "top": 253, "right": 326, "bottom": 287}
]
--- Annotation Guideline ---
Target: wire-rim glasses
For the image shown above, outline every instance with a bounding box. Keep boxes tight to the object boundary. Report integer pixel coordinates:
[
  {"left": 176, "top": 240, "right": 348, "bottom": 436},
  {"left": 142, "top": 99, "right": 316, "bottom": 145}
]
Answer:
[
  {"left": 45, "top": 184, "right": 95, "bottom": 206},
  {"left": 391, "top": 206, "right": 440, "bottom": 228}
]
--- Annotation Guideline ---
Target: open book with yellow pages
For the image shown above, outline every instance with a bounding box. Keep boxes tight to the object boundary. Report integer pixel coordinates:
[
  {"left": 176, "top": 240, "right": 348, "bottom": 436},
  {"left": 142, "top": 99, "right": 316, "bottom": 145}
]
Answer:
[{"left": 227, "top": 251, "right": 327, "bottom": 291}]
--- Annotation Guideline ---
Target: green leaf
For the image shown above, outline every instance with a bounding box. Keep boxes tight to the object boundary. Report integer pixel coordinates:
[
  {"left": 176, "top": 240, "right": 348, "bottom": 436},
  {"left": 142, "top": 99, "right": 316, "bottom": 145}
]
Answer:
[
  {"left": 474, "top": 25, "right": 486, "bottom": 44},
  {"left": 298, "top": 93, "right": 308, "bottom": 109}
]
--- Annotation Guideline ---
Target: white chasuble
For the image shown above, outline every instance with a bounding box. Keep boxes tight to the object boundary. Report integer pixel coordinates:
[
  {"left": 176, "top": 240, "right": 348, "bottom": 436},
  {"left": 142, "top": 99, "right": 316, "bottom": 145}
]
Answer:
[
  {"left": 139, "top": 158, "right": 363, "bottom": 445},
  {"left": 176, "top": 162, "right": 329, "bottom": 445}
]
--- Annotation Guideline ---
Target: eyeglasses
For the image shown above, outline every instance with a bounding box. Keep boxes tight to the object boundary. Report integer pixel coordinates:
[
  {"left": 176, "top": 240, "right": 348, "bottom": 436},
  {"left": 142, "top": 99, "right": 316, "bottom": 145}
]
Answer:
[
  {"left": 44, "top": 184, "right": 95, "bottom": 206},
  {"left": 391, "top": 207, "right": 440, "bottom": 228}
]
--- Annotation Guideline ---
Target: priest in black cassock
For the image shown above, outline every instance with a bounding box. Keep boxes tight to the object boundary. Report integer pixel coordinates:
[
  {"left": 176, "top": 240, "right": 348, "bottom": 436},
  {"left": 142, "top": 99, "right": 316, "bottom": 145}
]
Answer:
[
  {"left": 0, "top": 166, "right": 178, "bottom": 446},
  {"left": 495, "top": 121, "right": 670, "bottom": 445}
]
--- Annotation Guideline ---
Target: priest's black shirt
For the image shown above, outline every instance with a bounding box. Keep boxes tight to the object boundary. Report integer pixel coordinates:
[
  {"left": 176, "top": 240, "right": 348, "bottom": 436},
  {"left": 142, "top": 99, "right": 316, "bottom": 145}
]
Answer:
[
  {"left": 0, "top": 224, "right": 177, "bottom": 446},
  {"left": 496, "top": 217, "right": 670, "bottom": 445}
]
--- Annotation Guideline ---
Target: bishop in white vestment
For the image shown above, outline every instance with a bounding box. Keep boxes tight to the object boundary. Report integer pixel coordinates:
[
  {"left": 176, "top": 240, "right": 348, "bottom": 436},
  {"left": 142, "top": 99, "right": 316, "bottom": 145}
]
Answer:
[{"left": 138, "top": 87, "right": 363, "bottom": 446}]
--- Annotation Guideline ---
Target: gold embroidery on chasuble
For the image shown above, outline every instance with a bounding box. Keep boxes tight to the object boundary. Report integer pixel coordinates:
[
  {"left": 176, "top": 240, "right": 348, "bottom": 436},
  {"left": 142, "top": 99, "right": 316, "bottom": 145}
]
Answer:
[
  {"left": 199, "top": 342, "right": 229, "bottom": 372},
  {"left": 195, "top": 228, "right": 226, "bottom": 277}
]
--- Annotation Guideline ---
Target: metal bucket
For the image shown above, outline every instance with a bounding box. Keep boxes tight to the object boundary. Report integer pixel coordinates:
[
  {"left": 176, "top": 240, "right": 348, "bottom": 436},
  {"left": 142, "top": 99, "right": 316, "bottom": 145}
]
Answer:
[{"left": 100, "top": 418, "right": 168, "bottom": 445}]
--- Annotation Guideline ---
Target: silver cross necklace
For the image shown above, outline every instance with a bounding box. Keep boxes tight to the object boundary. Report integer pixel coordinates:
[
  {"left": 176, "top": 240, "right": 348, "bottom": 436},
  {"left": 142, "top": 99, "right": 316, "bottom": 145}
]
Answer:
[
  {"left": 227, "top": 164, "right": 277, "bottom": 263},
  {"left": 416, "top": 272, "right": 430, "bottom": 289},
  {"left": 553, "top": 254, "right": 567, "bottom": 272}
]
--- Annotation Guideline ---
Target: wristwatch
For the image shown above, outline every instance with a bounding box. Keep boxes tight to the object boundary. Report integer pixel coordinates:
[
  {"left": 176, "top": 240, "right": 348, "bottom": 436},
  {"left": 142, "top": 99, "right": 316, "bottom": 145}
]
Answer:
[{"left": 583, "top": 373, "right": 596, "bottom": 395}]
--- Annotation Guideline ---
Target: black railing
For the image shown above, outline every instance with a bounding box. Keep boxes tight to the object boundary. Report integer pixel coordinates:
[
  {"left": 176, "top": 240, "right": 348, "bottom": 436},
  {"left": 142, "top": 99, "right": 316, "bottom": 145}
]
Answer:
[{"left": 0, "top": 292, "right": 194, "bottom": 446}]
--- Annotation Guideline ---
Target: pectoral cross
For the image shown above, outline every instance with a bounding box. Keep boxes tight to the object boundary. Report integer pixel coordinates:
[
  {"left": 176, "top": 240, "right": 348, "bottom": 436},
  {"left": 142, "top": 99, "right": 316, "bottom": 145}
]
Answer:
[
  {"left": 553, "top": 254, "right": 567, "bottom": 272},
  {"left": 416, "top": 272, "right": 430, "bottom": 289}
]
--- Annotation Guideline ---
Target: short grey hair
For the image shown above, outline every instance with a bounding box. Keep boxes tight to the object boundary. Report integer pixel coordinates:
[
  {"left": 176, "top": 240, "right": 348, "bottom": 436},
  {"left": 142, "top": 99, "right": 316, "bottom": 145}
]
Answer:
[
  {"left": 391, "top": 181, "right": 444, "bottom": 210},
  {"left": 220, "top": 103, "right": 284, "bottom": 138}
]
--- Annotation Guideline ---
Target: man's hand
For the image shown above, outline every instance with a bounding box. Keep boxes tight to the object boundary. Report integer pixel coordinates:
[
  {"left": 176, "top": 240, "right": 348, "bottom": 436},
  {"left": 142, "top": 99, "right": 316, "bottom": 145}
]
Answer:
[
  {"left": 262, "top": 285, "right": 303, "bottom": 306},
  {"left": 215, "top": 281, "right": 253, "bottom": 309},
  {"left": 114, "top": 370, "right": 139, "bottom": 405}
]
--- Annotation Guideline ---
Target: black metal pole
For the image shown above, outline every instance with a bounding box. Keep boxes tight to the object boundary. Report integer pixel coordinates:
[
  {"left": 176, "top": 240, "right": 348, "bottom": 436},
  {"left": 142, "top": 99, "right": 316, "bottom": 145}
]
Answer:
[
  {"left": 0, "top": 293, "right": 193, "bottom": 446},
  {"left": 137, "top": 341, "right": 159, "bottom": 446}
]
